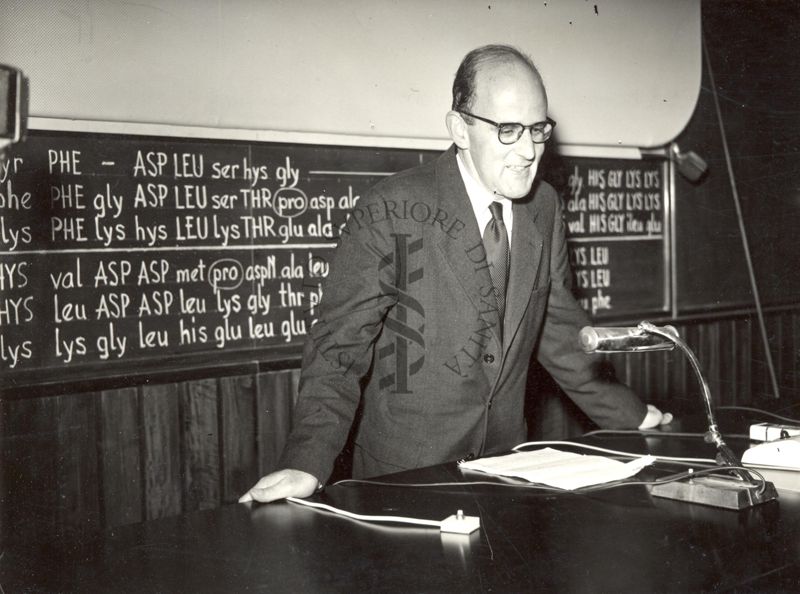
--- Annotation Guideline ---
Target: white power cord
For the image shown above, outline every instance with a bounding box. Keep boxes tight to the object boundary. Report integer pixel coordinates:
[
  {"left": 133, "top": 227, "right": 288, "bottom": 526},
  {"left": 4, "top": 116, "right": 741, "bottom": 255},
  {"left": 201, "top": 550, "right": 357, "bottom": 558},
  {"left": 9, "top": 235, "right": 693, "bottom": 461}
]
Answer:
[
  {"left": 285, "top": 496, "right": 480, "bottom": 534},
  {"left": 285, "top": 496, "right": 440, "bottom": 528}
]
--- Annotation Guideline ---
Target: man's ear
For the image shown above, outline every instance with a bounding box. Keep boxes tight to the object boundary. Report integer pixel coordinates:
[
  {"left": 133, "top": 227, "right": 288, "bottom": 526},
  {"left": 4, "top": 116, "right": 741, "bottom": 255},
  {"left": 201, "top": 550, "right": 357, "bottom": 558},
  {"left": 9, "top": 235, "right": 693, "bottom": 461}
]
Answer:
[{"left": 445, "top": 110, "right": 470, "bottom": 150}]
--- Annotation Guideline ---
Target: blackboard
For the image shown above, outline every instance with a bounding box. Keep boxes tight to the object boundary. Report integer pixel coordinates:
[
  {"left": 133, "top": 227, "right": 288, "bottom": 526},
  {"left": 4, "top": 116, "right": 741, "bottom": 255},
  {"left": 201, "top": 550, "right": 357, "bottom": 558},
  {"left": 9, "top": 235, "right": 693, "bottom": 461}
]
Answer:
[
  {"left": 557, "top": 157, "right": 670, "bottom": 320},
  {"left": 0, "top": 130, "right": 435, "bottom": 387},
  {"left": 1, "top": 129, "right": 670, "bottom": 388}
]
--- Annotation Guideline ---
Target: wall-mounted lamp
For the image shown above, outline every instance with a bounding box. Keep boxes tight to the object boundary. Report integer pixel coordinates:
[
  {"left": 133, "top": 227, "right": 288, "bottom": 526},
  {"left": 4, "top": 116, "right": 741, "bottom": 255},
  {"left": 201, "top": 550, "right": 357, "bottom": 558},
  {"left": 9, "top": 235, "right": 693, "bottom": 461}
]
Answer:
[
  {"left": 671, "top": 142, "right": 708, "bottom": 183},
  {"left": 0, "top": 64, "right": 28, "bottom": 160}
]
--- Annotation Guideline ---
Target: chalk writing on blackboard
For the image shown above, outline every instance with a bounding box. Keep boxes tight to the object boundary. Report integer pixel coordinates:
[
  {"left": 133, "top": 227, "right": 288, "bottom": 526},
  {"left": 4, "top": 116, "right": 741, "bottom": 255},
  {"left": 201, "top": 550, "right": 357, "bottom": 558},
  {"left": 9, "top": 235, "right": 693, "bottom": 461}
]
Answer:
[
  {"left": 562, "top": 159, "right": 669, "bottom": 318},
  {"left": 0, "top": 131, "right": 428, "bottom": 381}
]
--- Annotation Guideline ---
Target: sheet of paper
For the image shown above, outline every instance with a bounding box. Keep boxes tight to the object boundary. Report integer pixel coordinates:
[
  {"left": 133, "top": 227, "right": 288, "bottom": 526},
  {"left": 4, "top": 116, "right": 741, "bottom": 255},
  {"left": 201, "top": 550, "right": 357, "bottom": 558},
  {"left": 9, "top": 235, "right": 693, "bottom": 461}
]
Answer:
[{"left": 458, "top": 447, "right": 655, "bottom": 490}]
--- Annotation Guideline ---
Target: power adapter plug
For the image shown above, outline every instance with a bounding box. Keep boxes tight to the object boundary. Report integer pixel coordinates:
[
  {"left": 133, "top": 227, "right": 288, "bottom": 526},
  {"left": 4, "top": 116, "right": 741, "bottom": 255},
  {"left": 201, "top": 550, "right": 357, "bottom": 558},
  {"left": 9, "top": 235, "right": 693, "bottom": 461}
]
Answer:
[{"left": 440, "top": 509, "right": 480, "bottom": 534}]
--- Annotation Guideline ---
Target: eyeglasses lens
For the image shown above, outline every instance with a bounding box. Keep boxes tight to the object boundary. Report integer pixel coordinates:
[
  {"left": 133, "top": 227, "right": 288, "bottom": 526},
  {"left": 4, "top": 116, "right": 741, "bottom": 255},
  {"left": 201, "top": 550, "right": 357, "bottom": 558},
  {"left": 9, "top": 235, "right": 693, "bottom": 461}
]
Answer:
[{"left": 497, "top": 122, "right": 552, "bottom": 145}]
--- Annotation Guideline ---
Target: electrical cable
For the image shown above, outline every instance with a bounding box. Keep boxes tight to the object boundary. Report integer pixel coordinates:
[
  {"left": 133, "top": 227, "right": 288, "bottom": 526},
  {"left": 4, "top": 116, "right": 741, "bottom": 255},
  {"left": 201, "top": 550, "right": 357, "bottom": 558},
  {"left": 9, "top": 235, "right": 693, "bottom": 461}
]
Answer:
[
  {"left": 582, "top": 429, "right": 752, "bottom": 441},
  {"left": 579, "top": 465, "right": 768, "bottom": 496},
  {"left": 329, "top": 465, "right": 764, "bottom": 496},
  {"left": 716, "top": 405, "right": 800, "bottom": 425},
  {"left": 285, "top": 496, "right": 441, "bottom": 528},
  {"left": 332, "top": 478, "right": 565, "bottom": 492},
  {"left": 511, "top": 439, "right": 716, "bottom": 465}
]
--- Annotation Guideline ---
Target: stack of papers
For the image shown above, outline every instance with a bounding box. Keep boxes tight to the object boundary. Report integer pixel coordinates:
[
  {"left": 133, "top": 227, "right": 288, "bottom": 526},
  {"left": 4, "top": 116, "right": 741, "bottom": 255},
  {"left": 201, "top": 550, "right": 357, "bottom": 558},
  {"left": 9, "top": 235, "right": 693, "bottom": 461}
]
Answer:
[{"left": 458, "top": 447, "right": 655, "bottom": 490}]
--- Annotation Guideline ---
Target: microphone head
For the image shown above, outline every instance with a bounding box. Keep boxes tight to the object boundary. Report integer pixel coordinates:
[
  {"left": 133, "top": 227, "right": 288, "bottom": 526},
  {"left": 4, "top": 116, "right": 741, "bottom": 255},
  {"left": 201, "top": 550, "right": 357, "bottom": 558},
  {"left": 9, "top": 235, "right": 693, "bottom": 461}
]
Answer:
[
  {"left": 578, "top": 326, "right": 601, "bottom": 353},
  {"left": 578, "top": 325, "right": 679, "bottom": 353}
]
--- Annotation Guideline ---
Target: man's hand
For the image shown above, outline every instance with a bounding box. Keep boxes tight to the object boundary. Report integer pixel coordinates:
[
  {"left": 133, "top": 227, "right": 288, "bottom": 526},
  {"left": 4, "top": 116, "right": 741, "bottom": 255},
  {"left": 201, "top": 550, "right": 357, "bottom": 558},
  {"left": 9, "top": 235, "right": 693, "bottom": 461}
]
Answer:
[
  {"left": 638, "top": 404, "right": 674, "bottom": 429},
  {"left": 238, "top": 469, "right": 320, "bottom": 503}
]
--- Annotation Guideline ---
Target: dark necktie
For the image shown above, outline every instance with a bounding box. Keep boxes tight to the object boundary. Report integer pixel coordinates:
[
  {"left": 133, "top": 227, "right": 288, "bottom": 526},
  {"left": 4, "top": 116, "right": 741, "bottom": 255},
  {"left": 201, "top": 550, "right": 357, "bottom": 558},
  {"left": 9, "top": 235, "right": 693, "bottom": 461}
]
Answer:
[{"left": 483, "top": 201, "right": 510, "bottom": 324}]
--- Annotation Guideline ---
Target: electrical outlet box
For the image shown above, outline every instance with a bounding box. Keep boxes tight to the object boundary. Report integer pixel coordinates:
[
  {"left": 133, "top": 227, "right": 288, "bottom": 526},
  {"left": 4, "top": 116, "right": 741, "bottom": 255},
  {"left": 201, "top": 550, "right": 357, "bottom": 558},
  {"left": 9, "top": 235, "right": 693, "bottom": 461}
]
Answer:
[
  {"left": 749, "top": 423, "right": 800, "bottom": 442},
  {"left": 440, "top": 510, "right": 480, "bottom": 534}
]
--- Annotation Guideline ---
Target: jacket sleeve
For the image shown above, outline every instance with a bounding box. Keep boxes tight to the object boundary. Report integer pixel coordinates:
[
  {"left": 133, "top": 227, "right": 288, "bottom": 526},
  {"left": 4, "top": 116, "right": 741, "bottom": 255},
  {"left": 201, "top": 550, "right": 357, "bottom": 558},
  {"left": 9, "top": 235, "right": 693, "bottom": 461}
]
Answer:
[
  {"left": 277, "top": 189, "right": 398, "bottom": 483},
  {"left": 534, "top": 192, "right": 648, "bottom": 429}
]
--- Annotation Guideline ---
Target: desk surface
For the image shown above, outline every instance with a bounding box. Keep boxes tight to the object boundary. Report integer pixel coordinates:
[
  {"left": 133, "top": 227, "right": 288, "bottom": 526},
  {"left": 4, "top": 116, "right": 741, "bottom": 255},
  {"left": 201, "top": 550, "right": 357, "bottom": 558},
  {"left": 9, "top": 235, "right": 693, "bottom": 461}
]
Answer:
[{"left": 3, "top": 419, "right": 800, "bottom": 593}]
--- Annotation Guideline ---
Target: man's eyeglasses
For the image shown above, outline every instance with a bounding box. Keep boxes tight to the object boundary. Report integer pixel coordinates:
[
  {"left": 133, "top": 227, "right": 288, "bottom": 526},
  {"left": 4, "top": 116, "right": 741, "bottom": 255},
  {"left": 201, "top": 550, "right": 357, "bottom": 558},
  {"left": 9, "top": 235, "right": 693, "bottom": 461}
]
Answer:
[{"left": 459, "top": 111, "right": 556, "bottom": 145}]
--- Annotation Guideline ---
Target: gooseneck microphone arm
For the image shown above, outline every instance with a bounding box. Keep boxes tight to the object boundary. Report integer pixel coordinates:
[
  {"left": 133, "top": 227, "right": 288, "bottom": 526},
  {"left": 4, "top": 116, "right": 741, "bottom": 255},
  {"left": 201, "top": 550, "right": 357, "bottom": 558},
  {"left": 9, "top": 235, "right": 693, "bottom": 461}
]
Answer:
[
  {"left": 582, "top": 321, "right": 779, "bottom": 507},
  {"left": 636, "top": 322, "right": 747, "bottom": 478}
]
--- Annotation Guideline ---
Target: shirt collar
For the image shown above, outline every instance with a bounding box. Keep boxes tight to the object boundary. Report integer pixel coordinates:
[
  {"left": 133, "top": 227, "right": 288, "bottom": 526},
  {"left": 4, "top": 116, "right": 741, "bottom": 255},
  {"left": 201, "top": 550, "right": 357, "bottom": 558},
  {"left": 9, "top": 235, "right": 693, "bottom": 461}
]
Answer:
[{"left": 456, "top": 151, "right": 513, "bottom": 239}]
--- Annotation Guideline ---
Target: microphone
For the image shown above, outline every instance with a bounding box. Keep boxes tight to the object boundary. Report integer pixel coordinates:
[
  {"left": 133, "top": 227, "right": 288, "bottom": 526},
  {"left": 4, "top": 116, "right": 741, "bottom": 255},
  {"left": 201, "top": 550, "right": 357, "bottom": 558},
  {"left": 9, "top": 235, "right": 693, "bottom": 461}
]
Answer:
[
  {"left": 579, "top": 325, "right": 679, "bottom": 353},
  {"left": 590, "top": 321, "right": 779, "bottom": 509}
]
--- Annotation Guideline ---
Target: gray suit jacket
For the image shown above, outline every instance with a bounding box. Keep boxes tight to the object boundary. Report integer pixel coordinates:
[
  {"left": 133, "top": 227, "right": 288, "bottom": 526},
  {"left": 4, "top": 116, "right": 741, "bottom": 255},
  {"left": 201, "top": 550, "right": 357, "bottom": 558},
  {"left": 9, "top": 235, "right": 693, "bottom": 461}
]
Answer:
[{"left": 279, "top": 146, "right": 646, "bottom": 481}]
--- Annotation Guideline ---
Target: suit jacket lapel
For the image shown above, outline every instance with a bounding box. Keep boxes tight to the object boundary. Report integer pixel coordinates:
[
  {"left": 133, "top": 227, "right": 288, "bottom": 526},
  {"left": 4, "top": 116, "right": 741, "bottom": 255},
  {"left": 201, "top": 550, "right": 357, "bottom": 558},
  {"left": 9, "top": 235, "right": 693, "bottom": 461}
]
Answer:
[
  {"left": 503, "top": 199, "right": 544, "bottom": 352},
  {"left": 434, "top": 147, "right": 503, "bottom": 350}
]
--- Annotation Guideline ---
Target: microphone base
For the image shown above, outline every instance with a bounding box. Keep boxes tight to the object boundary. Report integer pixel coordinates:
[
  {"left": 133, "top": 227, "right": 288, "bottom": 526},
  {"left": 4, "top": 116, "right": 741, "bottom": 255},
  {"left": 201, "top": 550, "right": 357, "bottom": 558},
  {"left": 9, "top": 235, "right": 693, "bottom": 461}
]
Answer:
[{"left": 649, "top": 475, "right": 779, "bottom": 510}]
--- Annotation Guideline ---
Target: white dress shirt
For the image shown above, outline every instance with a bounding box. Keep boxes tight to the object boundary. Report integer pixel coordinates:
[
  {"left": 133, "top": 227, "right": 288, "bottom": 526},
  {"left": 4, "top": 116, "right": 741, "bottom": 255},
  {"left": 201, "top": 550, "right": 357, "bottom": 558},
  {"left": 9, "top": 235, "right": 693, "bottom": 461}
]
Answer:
[{"left": 456, "top": 152, "right": 513, "bottom": 242}]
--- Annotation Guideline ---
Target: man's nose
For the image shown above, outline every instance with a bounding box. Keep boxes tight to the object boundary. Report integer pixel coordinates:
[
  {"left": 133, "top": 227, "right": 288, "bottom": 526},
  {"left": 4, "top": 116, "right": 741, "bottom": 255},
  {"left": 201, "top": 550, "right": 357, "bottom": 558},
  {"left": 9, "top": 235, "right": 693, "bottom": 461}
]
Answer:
[{"left": 514, "top": 128, "right": 537, "bottom": 160}]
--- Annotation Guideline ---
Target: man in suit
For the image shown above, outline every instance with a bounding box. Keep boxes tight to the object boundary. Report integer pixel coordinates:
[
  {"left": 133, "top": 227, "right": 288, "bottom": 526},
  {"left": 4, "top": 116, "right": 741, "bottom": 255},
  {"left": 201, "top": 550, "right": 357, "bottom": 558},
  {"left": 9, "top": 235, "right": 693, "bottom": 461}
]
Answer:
[{"left": 240, "top": 44, "right": 668, "bottom": 503}]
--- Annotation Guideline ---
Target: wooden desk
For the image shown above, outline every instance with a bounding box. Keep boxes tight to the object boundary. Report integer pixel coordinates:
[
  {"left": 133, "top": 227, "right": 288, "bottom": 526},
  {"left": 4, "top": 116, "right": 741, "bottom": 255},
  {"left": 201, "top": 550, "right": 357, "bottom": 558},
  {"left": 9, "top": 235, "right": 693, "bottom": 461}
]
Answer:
[{"left": 3, "top": 422, "right": 800, "bottom": 593}]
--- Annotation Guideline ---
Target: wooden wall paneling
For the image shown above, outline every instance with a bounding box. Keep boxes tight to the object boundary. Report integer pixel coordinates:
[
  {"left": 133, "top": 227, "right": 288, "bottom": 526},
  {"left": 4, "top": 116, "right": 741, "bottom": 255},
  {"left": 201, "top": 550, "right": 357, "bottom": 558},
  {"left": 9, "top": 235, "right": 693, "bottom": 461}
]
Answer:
[
  {"left": 614, "top": 352, "right": 634, "bottom": 395},
  {"left": 141, "top": 383, "right": 182, "bottom": 521},
  {"left": 2, "top": 396, "right": 60, "bottom": 541},
  {"left": 671, "top": 324, "right": 690, "bottom": 409},
  {"left": 659, "top": 346, "right": 674, "bottom": 405},
  {"left": 739, "top": 317, "right": 753, "bottom": 405},
  {"left": 641, "top": 352, "right": 653, "bottom": 399},
  {"left": 180, "top": 378, "right": 221, "bottom": 512},
  {"left": 717, "top": 319, "right": 738, "bottom": 405},
  {"left": 661, "top": 346, "right": 682, "bottom": 413},
  {"left": 683, "top": 324, "right": 704, "bottom": 410},
  {"left": 762, "top": 312, "right": 784, "bottom": 398},
  {"left": 639, "top": 351, "right": 656, "bottom": 403},
  {"left": 220, "top": 374, "right": 257, "bottom": 503},
  {"left": 776, "top": 311, "right": 796, "bottom": 401},
  {"left": 629, "top": 351, "right": 647, "bottom": 398},
  {"left": 609, "top": 349, "right": 669, "bottom": 416},
  {"left": 764, "top": 313, "right": 782, "bottom": 401},
  {"left": 760, "top": 313, "right": 775, "bottom": 400},
  {"left": 648, "top": 348, "right": 671, "bottom": 406},
  {"left": 638, "top": 350, "right": 652, "bottom": 401},
  {"left": 256, "top": 370, "right": 297, "bottom": 476},
  {"left": 665, "top": 341, "right": 680, "bottom": 404},
  {"left": 734, "top": 317, "right": 753, "bottom": 406},
  {"left": 620, "top": 353, "right": 646, "bottom": 398},
  {"left": 55, "top": 392, "right": 101, "bottom": 538},
  {"left": 700, "top": 320, "right": 722, "bottom": 405},
  {"left": 762, "top": 312, "right": 777, "bottom": 400},
  {"left": 99, "top": 387, "right": 142, "bottom": 528},
  {"left": 628, "top": 352, "right": 641, "bottom": 393},
  {"left": 657, "top": 321, "right": 700, "bottom": 415},
  {"left": 750, "top": 313, "right": 771, "bottom": 401},
  {"left": 785, "top": 311, "right": 797, "bottom": 400},
  {"left": 723, "top": 319, "right": 738, "bottom": 406},
  {"left": 708, "top": 320, "right": 724, "bottom": 403},
  {"left": 705, "top": 320, "right": 718, "bottom": 394},
  {"left": 787, "top": 310, "right": 797, "bottom": 400},
  {"left": 605, "top": 352, "right": 633, "bottom": 404},
  {"left": 653, "top": 347, "right": 677, "bottom": 412},
  {"left": 792, "top": 311, "right": 800, "bottom": 400}
]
